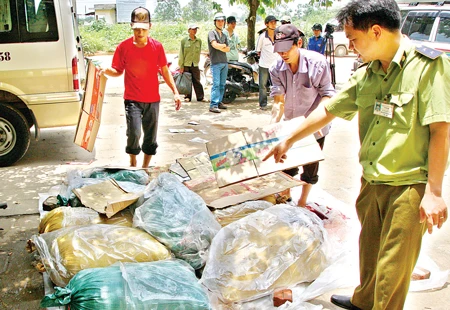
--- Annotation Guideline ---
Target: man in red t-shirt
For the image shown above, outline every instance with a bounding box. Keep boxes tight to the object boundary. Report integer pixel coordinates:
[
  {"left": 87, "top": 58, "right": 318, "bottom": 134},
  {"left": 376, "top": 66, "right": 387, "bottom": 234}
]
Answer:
[{"left": 102, "top": 7, "right": 181, "bottom": 168}]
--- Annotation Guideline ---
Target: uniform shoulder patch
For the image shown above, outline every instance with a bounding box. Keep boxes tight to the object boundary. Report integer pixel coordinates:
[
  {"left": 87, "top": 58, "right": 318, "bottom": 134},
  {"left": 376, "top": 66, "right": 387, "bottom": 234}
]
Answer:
[{"left": 415, "top": 45, "right": 443, "bottom": 60}]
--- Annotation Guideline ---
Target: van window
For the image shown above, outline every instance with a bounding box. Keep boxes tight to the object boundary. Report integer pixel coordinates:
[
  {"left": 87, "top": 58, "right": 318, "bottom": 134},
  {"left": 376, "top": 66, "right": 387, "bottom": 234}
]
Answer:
[
  {"left": 0, "top": 0, "right": 58, "bottom": 43},
  {"left": 22, "top": 0, "right": 58, "bottom": 41},
  {"left": 0, "top": 0, "right": 12, "bottom": 32},
  {"left": 436, "top": 11, "right": 450, "bottom": 44},
  {"left": 402, "top": 11, "right": 438, "bottom": 41}
]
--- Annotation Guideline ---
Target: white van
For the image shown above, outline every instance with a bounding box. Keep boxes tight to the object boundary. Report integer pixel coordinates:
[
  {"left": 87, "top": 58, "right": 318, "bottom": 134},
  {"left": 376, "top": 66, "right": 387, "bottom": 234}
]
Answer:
[
  {"left": 397, "top": 0, "right": 450, "bottom": 56},
  {"left": 325, "top": 19, "right": 351, "bottom": 57},
  {"left": 0, "top": 0, "right": 85, "bottom": 167}
]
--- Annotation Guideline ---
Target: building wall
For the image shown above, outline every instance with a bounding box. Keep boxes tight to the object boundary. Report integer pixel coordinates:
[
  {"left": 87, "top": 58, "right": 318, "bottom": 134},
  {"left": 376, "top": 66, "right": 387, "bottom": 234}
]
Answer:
[{"left": 96, "top": 9, "right": 116, "bottom": 24}]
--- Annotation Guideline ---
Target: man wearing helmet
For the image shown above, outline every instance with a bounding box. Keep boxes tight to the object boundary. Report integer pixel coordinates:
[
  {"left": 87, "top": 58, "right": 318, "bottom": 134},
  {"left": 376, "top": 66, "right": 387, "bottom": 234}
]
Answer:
[
  {"left": 308, "top": 23, "right": 326, "bottom": 55},
  {"left": 224, "top": 16, "right": 240, "bottom": 62},
  {"left": 207, "top": 12, "right": 230, "bottom": 113}
]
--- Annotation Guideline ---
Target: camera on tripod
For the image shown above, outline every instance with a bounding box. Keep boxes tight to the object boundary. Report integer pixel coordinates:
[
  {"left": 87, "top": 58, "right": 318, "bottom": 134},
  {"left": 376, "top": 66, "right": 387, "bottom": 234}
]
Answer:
[{"left": 324, "top": 23, "right": 335, "bottom": 38}]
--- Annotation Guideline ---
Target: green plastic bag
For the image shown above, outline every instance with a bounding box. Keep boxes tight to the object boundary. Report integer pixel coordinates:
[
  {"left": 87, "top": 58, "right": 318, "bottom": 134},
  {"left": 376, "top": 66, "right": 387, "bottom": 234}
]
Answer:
[
  {"left": 133, "top": 173, "right": 221, "bottom": 270},
  {"left": 40, "top": 260, "right": 212, "bottom": 309},
  {"left": 88, "top": 168, "right": 149, "bottom": 185}
]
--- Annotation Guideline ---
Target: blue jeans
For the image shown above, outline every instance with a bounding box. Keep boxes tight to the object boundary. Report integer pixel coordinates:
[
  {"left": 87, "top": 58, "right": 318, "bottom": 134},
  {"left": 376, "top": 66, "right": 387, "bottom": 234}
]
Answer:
[
  {"left": 259, "top": 66, "right": 270, "bottom": 107},
  {"left": 210, "top": 62, "right": 228, "bottom": 108}
]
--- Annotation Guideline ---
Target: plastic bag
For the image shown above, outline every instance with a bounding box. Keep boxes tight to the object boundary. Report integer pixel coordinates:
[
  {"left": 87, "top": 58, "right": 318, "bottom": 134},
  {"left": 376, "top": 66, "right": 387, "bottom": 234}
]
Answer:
[
  {"left": 88, "top": 168, "right": 150, "bottom": 185},
  {"left": 174, "top": 71, "right": 192, "bottom": 95},
  {"left": 134, "top": 173, "right": 221, "bottom": 269},
  {"left": 32, "top": 224, "right": 171, "bottom": 287},
  {"left": 213, "top": 200, "right": 273, "bottom": 227},
  {"left": 38, "top": 207, "right": 133, "bottom": 233},
  {"left": 40, "top": 260, "right": 212, "bottom": 310},
  {"left": 200, "top": 205, "right": 330, "bottom": 303}
]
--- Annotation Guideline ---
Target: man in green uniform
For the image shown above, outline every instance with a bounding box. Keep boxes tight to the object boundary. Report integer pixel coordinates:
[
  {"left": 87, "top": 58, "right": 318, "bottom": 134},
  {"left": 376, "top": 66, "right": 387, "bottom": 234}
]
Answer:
[
  {"left": 263, "top": 0, "right": 449, "bottom": 309},
  {"left": 178, "top": 24, "right": 207, "bottom": 102}
]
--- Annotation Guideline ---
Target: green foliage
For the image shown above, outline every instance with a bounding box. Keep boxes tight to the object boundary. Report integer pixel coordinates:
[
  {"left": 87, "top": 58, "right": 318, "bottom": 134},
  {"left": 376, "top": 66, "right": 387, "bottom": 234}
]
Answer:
[
  {"left": 78, "top": 2, "right": 338, "bottom": 55},
  {"left": 297, "top": 7, "right": 339, "bottom": 39},
  {"left": 79, "top": 22, "right": 248, "bottom": 55},
  {"left": 309, "top": 0, "right": 334, "bottom": 9},
  {"left": 80, "top": 21, "right": 132, "bottom": 55},
  {"left": 181, "top": 0, "right": 214, "bottom": 22},
  {"left": 153, "top": 0, "right": 183, "bottom": 21}
]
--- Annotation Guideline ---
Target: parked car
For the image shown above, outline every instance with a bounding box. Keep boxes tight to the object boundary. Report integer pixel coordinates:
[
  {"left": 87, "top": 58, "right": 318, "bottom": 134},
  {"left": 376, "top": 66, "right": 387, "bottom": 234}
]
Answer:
[
  {"left": 352, "top": 1, "right": 450, "bottom": 73},
  {"left": 397, "top": 0, "right": 450, "bottom": 56},
  {"left": 0, "top": 0, "right": 86, "bottom": 166},
  {"left": 325, "top": 18, "right": 352, "bottom": 57}
]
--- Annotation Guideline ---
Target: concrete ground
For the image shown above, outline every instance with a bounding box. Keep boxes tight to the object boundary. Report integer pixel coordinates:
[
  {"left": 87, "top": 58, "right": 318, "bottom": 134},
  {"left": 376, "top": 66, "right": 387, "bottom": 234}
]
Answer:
[{"left": 0, "top": 55, "right": 448, "bottom": 309}]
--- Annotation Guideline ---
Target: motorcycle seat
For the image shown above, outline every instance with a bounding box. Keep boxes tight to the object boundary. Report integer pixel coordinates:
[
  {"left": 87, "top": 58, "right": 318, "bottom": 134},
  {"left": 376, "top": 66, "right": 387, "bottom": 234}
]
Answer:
[{"left": 228, "top": 61, "right": 254, "bottom": 72}]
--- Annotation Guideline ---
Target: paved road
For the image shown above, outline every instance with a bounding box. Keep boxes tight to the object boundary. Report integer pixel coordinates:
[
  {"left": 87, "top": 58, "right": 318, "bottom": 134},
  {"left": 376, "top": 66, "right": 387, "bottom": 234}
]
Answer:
[{"left": 0, "top": 55, "right": 448, "bottom": 309}]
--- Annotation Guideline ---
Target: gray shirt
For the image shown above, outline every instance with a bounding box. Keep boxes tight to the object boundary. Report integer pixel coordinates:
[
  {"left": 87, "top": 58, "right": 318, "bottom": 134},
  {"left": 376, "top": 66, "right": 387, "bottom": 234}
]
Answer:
[
  {"left": 270, "top": 48, "right": 336, "bottom": 137},
  {"left": 208, "top": 30, "right": 228, "bottom": 65}
]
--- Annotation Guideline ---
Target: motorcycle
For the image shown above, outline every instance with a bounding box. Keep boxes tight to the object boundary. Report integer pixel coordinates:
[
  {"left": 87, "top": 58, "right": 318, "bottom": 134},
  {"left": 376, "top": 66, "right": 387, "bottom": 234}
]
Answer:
[
  {"left": 203, "top": 49, "right": 269, "bottom": 104},
  {"left": 158, "top": 56, "right": 180, "bottom": 84}
]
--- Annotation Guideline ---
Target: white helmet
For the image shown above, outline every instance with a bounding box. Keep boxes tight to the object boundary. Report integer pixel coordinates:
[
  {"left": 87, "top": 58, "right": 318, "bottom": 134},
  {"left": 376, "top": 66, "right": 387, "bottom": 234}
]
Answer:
[{"left": 214, "top": 12, "right": 226, "bottom": 21}]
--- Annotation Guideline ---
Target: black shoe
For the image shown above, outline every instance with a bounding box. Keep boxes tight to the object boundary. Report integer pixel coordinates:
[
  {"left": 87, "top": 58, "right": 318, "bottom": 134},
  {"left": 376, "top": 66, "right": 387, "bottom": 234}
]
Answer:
[
  {"left": 330, "top": 295, "right": 361, "bottom": 310},
  {"left": 218, "top": 103, "right": 227, "bottom": 109},
  {"left": 260, "top": 106, "right": 268, "bottom": 111},
  {"left": 209, "top": 107, "right": 221, "bottom": 113}
]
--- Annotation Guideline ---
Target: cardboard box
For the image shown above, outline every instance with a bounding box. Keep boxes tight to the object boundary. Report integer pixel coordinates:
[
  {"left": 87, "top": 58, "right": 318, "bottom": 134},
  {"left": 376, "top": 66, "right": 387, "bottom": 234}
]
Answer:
[
  {"left": 74, "top": 60, "right": 107, "bottom": 151},
  {"left": 206, "top": 117, "right": 324, "bottom": 187},
  {"left": 184, "top": 171, "right": 304, "bottom": 209},
  {"left": 72, "top": 179, "right": 140, "bottom": 218},
  {"left": 177, "top": 152, "right": 215, "bottom": 180}
]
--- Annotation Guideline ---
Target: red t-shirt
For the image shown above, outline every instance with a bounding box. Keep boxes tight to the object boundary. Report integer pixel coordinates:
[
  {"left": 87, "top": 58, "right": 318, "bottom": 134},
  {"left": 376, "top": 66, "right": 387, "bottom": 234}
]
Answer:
[{"left": 112, "top": 37, "right": 167, "bottom": 102}]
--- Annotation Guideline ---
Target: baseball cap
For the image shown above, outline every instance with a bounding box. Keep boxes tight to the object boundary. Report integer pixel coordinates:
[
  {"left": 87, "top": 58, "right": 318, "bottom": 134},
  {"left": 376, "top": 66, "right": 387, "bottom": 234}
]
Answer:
[
  {"left": 264, "top": 15, "right": 278, "bottom": 24},
  {"left": 188, "top": 24, "right": 199, "bottom": 29},
  {"left": 227, "top": 16, "right": 237, "bottom": 24},
  {"left": 280, "top": 15, "right": 291, "bottom": 23},
  {"left": 131, "top": 7, "right": 150, "bottom": 29},
  {"left": 274, "top": 24, "right": 305, "bottom": 53}
]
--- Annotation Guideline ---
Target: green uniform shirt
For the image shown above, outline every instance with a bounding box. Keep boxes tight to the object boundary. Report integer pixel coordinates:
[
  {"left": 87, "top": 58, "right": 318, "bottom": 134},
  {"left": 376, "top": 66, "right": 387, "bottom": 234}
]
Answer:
[
  {"left": 224, "top": 29, "right": 240, "bottom": 61},
  {"left": 178, "top": 36, "right": 202, "bottom": 67},
  {"left": 325, "top": 38, "right": 450, "bottom": 186}
]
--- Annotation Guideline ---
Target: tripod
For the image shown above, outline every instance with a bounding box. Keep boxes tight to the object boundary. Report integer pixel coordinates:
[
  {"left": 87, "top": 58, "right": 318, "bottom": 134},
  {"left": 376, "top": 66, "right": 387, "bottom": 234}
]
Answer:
[{"left": 324, "top": 34, "right": 336, "bottom": 87}]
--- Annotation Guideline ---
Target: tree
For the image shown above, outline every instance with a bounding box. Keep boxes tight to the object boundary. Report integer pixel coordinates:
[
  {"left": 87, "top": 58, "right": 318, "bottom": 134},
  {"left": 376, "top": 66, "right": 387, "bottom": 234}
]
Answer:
[
  {"left": 309, "top": 0, "right": 334, "bottom": 9},
  {"left": 229, "top": 0, "right": 295, "bottom": 50},
  {"left": 266, "top": 4, "right": 293, "bottom": 21},
  {"left": 182, "top": 0, "right": 214, "bottom": 22},
  {"left": 153, "top": 0, "right": 183, "bottom": 22}
]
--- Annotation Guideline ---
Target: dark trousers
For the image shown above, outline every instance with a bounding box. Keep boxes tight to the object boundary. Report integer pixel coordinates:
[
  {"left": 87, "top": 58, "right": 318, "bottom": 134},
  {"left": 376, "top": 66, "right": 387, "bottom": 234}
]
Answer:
[
  {"left": 183, "top": 66, "right": 204, "bottom": 101},
  {"left": 283, "top": 137, "right": 325, "bottom": 184},
  {"left": 124, "top": 100, "right": 159, "bottom": 156}
]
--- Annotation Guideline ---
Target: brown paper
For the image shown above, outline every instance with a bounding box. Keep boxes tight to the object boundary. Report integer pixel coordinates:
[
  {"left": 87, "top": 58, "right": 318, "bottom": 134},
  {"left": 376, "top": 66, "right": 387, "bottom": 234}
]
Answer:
[{"left": 72, "top": 179, "right": 140, "bottom": 218}]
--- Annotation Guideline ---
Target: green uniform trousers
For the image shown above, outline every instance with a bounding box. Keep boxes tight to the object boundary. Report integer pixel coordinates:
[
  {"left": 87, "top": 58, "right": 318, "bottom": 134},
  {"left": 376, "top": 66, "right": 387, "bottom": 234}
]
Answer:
[{"left": 351, "top": 180, "right": 427, "bottom": 310}]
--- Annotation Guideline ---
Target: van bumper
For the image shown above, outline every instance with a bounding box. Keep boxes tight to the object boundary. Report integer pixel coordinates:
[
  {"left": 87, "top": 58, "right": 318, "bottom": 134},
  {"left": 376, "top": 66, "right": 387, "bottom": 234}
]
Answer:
[{"left": 21, "top": 92, "right": 82, "bottom": 128}]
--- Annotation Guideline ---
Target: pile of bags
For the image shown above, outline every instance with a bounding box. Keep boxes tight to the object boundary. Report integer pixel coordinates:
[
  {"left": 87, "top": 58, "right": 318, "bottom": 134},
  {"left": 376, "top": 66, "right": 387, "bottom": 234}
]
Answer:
[{"left": 32, "top": 168, "right": 335, "bottom": 309}]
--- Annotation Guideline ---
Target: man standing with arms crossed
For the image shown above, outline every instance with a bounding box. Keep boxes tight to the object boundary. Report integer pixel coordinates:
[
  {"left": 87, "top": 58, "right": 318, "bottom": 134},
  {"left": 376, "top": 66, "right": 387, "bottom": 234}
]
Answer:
[
  {"left": 178, "top": 24, "right": 207, "bottom": 102},
  {"left": 102, "top": 7, "right": 181, "bottom": 168},
  {"left": 208, "top": 12, "right": 230, "bottom": 113},
  {"left": 264, "top": 0, "right": 449, "bottom": 309},
  {"left": 270, "top": 24, "right": 335, "bottom": 207}
]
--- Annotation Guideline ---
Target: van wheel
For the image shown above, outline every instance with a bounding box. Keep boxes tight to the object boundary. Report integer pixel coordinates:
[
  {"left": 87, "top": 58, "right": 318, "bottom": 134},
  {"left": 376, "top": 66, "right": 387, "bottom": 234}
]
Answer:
[
  {"left": 0, "top": 105, "right": 30, "bottom": 167},
  {"left": 334, "top": 45, "right": 348, "bottom": 57}
]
